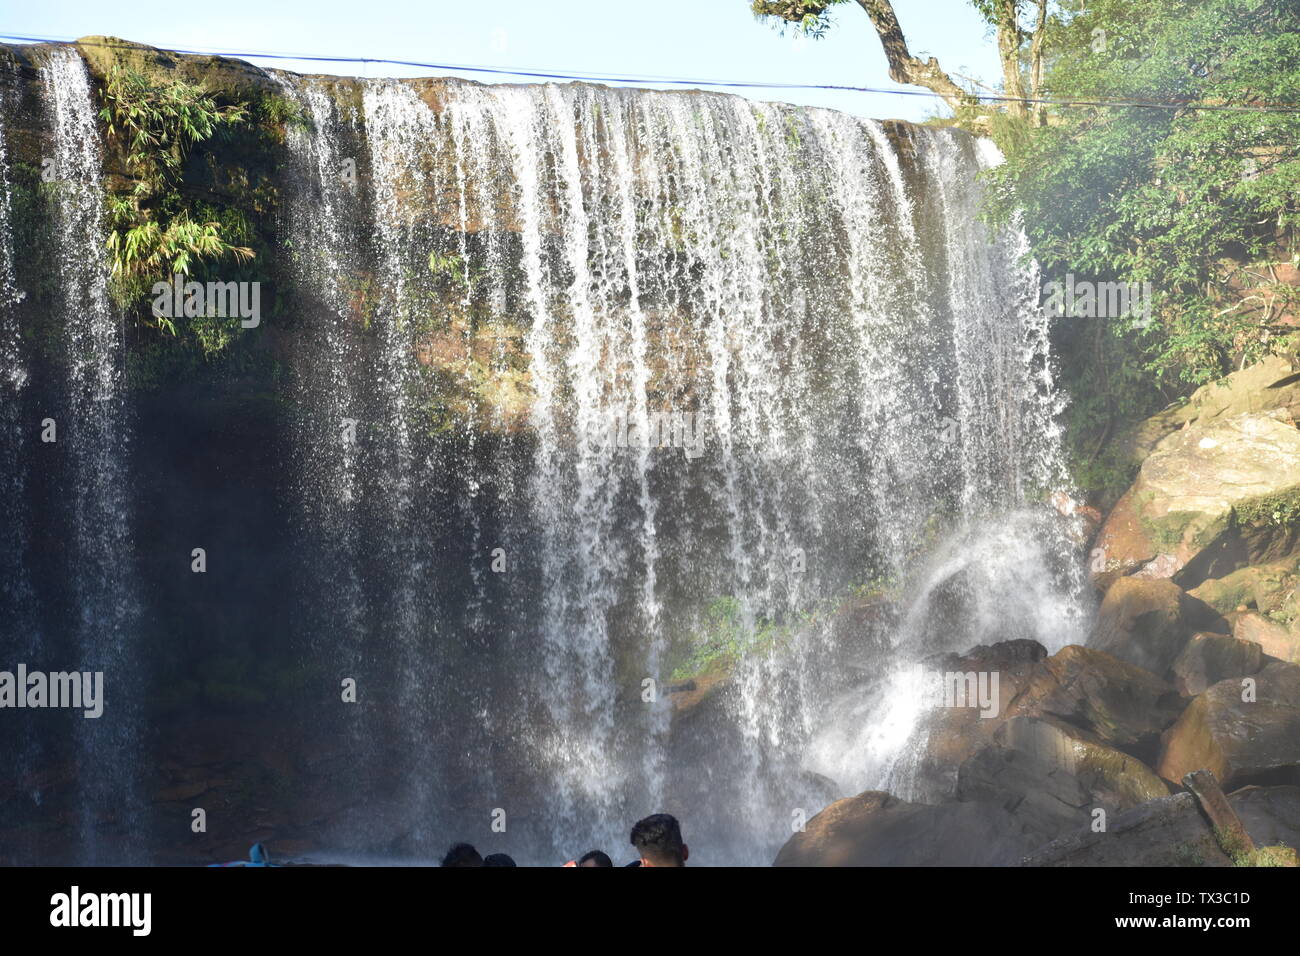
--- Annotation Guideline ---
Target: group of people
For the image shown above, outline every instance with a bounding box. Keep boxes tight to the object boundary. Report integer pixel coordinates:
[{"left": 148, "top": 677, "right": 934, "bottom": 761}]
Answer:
[{"left": 440, "top": 813, "right": 689, "bottom": 868}]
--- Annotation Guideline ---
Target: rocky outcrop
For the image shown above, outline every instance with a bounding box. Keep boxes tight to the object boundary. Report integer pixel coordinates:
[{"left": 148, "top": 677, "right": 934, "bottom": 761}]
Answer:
[
  {"left": 1023, "top": 784, "right": 1300, "bottom": 866},
  {"left": 1004, "top": 643, "right": 1184, "bottom": 757},
  {"left": 1230, "top": 784, "right": 1300, "bottom": 851},
  {"left": 1096, "top": 415, "right": 1300, "bottom": 589},
  {"left": 911, "top": 639, "right": 1048, "bottom": 798},
  {"left": 956, "top": 716, "right": 1168, "bottom": 843},
  {"left": 772, "top": 790, "right": 1036, "bottom": 866},
  {"left": 1189, "top": 556, "right": 1300, "bottom": 616},
  {"left": 1090, "top": 489, "right": 1158, "bottom": 588},
  {"left": 912, "top": 640, "right": 1185, "bottom": 800},
  {"left": 1115, "top": 353, "right": 1300, "bottom": 468},
  {"left": 1156, "top": 662, "right": 1300, "bottom": 789},
  {"left": 1021, "top": 792, "right": 1230, "bottom": 866}
]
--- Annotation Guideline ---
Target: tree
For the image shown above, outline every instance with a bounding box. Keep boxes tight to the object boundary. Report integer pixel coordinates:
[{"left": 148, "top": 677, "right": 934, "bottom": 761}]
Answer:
[
  {"left": 751, "top": 0, "right": 1053, "bottom": 124},
  {"left": 981, "top": 0, "right": 1300, "bottom": 498}
]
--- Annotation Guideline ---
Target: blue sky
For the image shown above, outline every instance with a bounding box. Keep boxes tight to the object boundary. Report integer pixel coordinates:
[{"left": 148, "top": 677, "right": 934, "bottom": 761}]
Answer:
[{"left": 1, "top": 0, "right": 1002, "bottom": 122}]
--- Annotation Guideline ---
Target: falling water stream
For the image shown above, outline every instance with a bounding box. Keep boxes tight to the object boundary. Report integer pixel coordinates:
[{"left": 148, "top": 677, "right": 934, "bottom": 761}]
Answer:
[{"left": 275, "top": 74, "right": 1086, "bottom": 864}]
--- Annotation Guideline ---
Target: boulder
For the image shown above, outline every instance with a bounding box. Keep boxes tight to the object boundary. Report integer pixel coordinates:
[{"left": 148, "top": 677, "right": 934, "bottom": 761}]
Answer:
[
  {"left": 956, "top": 715, "right": 1168, "bottom": 843},
  {"left": 1229, "top": 784, "right": 1300, "bottom": 851},
  {"left": 1021, "top": 792, "right": 1232, "bottom": 866},
  {"left": 1004, "top": 644, "right": 1184, "bottom": 758},
  {"left": 1156, "top": 661, "right": 1300, "bottom": 789},
  {"left": 1170, "top": 632, "right": 1264, "bottom": 696},
  {"left": 772, "top": 790, "right": 1036, "bottom": 866},
  {"left": 1231, "top": 612, "right": 1300, "bottom": 663},
  {"left": 911, "top": 639, "right": 1048, "bottom": 799},
  {"left": 1120, "top": 415, "right": 1300, "bottom": 588},
  {"left": 1115, "top": 354, "right": 1300, "bottom": 467},
  {"left": 1088, "top": 577, "right": 1221, "bottom": 678}
]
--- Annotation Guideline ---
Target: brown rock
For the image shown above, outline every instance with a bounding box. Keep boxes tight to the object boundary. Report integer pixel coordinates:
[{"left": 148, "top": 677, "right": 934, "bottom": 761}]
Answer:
[
  {"left": 1005, "top": 644, "right": 1184, "bottom": 757},
  {"left": 1022, "top": 792, "right": 1231, "bottom": 866},
  {"left": 1091, "top": 489, "right": 1157, "bottom": 590},
  {"left": 1232, "top": 612, "right": 1300, "bottom": 663},
  {"left": 1170, "top": 632, "right": 1264, "bottom": 696},
  {"left": 1156, "top": 661, "right": 1300, "bottom": 788},
  {"left": 772, "top": 790, "right": 1035, "bottom": 867},
  {"left": 912, "top": 639, "right": 1048, "bottom": 798},
  {"left": 1088, "top": 577, "right": 1219, "bottom": 678},
  {"left": 957, "top": 715, "right": 1169, "bottom": 842}
]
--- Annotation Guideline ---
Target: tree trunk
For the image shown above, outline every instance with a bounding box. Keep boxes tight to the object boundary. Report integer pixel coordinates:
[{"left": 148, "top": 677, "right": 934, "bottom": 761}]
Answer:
[
  {"left": 1029, "top": 0, "right": 1048, "bottom": 126},
  {"left": 994, "top": 0, "right": 1029, "bottom": 119},
  {"left": 855, "top": 0, "right": 975, "bottom": 114}
]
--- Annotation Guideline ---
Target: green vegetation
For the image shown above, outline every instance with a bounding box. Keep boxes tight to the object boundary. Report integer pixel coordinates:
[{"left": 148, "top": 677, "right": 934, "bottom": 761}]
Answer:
[
  {"left": 1215, "top": 826, "right": 1297, "bottom": 867},
  {"left": 98, "top": 64, "right": 254, "bottom": 321},
  {"left": 980, "top": 0, "right": 1300, "bottom": 499},
  {"left": 668, "top": 596, "right": 808, "bottom": 682}
]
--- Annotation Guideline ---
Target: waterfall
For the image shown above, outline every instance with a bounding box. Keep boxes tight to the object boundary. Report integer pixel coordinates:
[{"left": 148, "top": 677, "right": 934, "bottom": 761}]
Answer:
[
  {"left": 272, "top": 73, "right": 1084, "bottom": 864},
  {"left": 39, "top": 46, "right": 142, "bottom": 861},
  {"left": 3, "top": 47, "right": 1082, "bottom": 865}
]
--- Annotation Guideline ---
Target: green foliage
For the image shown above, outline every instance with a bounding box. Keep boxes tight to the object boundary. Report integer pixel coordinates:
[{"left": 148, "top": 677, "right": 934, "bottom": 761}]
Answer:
[
  {"left": 749, "top": 0, "right": 848, "bottom": 36},
  {"left": 671, "top": 597, "right": 774, "bottom": 681},
  {"left": 99, "top": 64, "right": 248, "bottom": 186},
  {"left": 97, "top": 64, "right": 255, "bottom": 328},
  {"left": 982, "top": 0, "right": 1300, "bottom": 498}
]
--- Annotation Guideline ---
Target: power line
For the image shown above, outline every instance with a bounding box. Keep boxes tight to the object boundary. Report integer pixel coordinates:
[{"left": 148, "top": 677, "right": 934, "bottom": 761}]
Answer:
[{"left": 4, "top": 31, "right": 1300, "bottom": 114}]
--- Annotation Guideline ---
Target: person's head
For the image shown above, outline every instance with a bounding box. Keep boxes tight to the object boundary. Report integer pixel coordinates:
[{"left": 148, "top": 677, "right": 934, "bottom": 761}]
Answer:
[
  {"left": 577, "top": 850, "right": 613, "bottom": 868},
  {"left": 482, "top": 853, "right": 517, "bottom": 867},
  {"left": 630, "top": 814, "right": 688, "bottom": 867},
  {"left": 441, "top": 842, "right": 484, "bottom": 867}
]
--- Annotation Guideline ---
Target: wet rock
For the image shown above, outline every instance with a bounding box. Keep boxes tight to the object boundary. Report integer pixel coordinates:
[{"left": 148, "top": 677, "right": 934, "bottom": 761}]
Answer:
[
  {"left": 956, "top": 715, "right": 1168, "bottom": 843},
  {"left": 1021, "top": 792, "right": 1231, "bottom": 866},
  {"left": 912, "top": 639, "right": 1048, "bottom": 798},
  {"left": 1229, "top": 784, "right": 1300, "bottom": 851},
  {"left": 772, "top": 790, "right": 1035, "bottom": 866},
  {"left": 1156, "top": 661, "right": 1300, "bottom": 789},
  {"left": 1091, "top": 489, "right": 1158, "bottom": 590},
  {"left": 1005, "top": 644, "right": 1184, "bottom": 758}
]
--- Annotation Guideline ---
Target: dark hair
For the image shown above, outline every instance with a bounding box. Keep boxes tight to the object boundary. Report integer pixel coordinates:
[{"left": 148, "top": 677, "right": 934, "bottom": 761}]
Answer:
[
  {"left": 577, "top": 850, "right": 613, "bottom": 868},
  {"left": 483, "top": 853, "right": 517, "bottom": 867},
  {"left": 630, "top": 814, "right": 685, "bottom": 865},
  {"left": 441, "top": 842, "right": 484, "bottom": 867}
]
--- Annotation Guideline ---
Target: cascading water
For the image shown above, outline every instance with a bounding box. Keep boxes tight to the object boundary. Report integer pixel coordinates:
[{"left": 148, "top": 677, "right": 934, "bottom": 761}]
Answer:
[
  {"left": 274, "top": 72, "right": 1086, "bottom": 864},
  {"left": 38, "top": 46, "right": 141, "bottom": 860}
]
